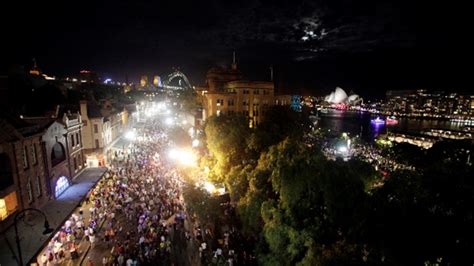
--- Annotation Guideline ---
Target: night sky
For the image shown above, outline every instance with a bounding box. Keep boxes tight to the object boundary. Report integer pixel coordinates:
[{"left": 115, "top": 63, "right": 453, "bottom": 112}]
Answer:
[{"left": 5, "top": 0, "right": 471, "bottom": 98}]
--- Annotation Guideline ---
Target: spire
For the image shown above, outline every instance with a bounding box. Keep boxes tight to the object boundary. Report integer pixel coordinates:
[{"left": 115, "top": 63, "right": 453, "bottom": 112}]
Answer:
[
  {"left": 269, "top": 65, "right": 274, "bottom": 82},
  {"left": 231, "top": 51, "right": 237, "bottom": 70},
  {"left": 29, "top": 57, "right": 41, "bottom": 75}
]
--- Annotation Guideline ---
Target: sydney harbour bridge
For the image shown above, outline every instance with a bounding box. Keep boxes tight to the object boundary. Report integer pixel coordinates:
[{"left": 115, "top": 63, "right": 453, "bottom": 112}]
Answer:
[{"left": 139, "top": 69, "right": 193, "bottom": 92}]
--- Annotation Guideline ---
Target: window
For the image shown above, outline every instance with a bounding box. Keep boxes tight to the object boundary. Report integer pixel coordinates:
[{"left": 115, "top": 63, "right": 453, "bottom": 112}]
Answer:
[
  {"left": 94, "top": 124, "right": 98, "bottom": 133},
  {"left": 76, "top": 133, "right": 80, "bottom": 146},
  {"left": 71, "top": 134, "right": 75, "bottom": 147},
  {"left": 22, "top": 146, "right": 28, "bottom": 169},
  {"left": 95, "top": 139, "right": 100, "bottom": 149},
  {"left": 30, "top": 144, "right": 37, "bottom": 165},
  {"left": 27, "top": 178, "right": 33, "bottom": 203},
  {"left": 51, "top": 143, "right": 66, "bottom": 167},
  {"left": 55, "top": 176, "right": 70, "bottom": 198},
  {"left": 35, "top": 176, "right": 41, "bottom": 197},
  {"left": 243, "top": 89, "right": 249, "bottom": 94},
  {"left": 216, "top": 110, "right": 221, "bottom": 117},
  {"left": 252, "top": 103, "right": 260, "bottom": 117},
  {"left": 74, "top": 157, "right": 77, "bottom": 171},
  {"left": 228, "top": 99, "right": 234, "bottom": 106},
  {"left": 254, "top": 89, "right": 259, "bottom": 95},
  {"left": 216, "top": 99, "right": 224, "bottom": 106},
  {"left": 0, "top": 192, "right": 18, "bottom": 221}
]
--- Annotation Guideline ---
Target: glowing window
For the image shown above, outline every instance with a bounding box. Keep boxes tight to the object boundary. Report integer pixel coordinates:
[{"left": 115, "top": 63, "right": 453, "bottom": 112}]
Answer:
[{"left": 55, "top": 176, "right": 70, "bottom": 198}]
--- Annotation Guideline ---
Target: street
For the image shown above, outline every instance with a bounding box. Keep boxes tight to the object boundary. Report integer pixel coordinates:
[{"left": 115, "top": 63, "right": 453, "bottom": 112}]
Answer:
[{"left": 32, "top": 112, "right": 199, "bottom": 266}]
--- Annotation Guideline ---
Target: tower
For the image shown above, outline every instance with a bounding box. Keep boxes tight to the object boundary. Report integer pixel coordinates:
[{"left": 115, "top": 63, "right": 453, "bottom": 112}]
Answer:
[
  {"left": 29, "top": 58, "right": 41, "bottom": 75},
  {"left": 269, "top": 65, "right": 273, "bottom": 82},
  {"left": 153, "top": 75, "right": 161, "bottom": 87},
  {"left": 231, "top": 51, "right": 237, "bottom": 70},
  {"left": 140, "top": 75, "right": 148, "bottom": 87}
]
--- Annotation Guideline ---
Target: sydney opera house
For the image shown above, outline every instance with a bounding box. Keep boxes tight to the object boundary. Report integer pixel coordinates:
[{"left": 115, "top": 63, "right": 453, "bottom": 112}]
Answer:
[{"left": 324, "top": 87, "right": 362, "bottom": 104}]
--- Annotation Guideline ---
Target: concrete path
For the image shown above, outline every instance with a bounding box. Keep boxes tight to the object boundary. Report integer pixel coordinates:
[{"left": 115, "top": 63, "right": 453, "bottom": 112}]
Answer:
[{"left": 0, "top": 167, "right": 107, "bottom": 266}]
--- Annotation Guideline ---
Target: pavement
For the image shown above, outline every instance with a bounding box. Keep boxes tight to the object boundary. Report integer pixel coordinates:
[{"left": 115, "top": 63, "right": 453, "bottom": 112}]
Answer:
[{"left": 0, "top": 167, "right": 107, "bottom": 266}]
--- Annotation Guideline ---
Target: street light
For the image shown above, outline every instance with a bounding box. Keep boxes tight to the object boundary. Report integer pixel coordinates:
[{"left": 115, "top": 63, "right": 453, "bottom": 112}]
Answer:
[
  {"left": 125, "top": 130, "right": 137, "bottom": 141},
  {"left": 14, "top": 208, "right": 54, "bottom": 266}
]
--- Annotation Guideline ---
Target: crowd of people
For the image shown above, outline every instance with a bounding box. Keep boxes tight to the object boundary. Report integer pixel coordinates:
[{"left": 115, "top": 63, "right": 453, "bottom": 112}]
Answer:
[
  {"left": 38, "top": 118, "right": 190, "bottom": 265},
  {"left": 37, "top": 112, "right": 256, "bottom": 266}
]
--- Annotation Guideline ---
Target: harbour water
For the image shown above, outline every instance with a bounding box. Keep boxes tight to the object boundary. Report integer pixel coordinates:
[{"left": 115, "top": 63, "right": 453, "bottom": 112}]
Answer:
[{"left": 318, "top": 110, "right": 464, "bottom": 142}]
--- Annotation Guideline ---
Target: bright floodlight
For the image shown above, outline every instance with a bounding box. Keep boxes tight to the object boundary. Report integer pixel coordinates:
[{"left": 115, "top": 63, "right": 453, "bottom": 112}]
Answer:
[
  {"left": 125, "top": 131, "right": 136, "bottom": 140},
  {"left": 168, "top": 149, "right": 179, "bottom": 160},
  {"left": 338, "top": 146, "right": 348, "bottom": 153},
  {"left": 204, "top": 182, "right": 216, "bottom": 194},
  {"left": 192, "top": 139, "right": 199, "bottom": 148},
  {"left": 178, "top": 150, "right": 196, "bottom": 166},
  {"left": 168, "top": 149, "right": 196, "bottom": 166},
  {"left": 165, "top": 117, "right": 173, "bottom": 126}
]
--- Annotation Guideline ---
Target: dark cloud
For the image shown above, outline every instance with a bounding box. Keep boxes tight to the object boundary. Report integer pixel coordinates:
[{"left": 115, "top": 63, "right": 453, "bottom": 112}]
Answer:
[{"left": 9, "top": 0, "right": 461, "bottom": 95}]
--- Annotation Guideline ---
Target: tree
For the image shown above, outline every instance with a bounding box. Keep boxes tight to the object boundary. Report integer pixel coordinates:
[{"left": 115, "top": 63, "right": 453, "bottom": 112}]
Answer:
[
  {"left": 204, "top": 113, "right": 251, "bottom": 194},
  {"left": 237, "top": 138, "right": 378, "bottom": 265},
  {"left": 247, "top": 105, "right": 311, "bottom": 155},
  {"left": 182, "top": 184, "right": 224, "bottom": 229}
]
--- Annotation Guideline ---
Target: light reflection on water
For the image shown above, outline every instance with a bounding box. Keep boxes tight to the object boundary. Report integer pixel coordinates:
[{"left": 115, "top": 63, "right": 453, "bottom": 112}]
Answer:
[{"left": 318, "top": 110, "right": 464, "bottom": 142}]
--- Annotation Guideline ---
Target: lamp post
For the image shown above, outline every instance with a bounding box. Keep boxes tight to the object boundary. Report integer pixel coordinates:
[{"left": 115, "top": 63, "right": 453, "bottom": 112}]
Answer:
[{"left": 13, "top": 208, "right": 54, "bottom": 266}]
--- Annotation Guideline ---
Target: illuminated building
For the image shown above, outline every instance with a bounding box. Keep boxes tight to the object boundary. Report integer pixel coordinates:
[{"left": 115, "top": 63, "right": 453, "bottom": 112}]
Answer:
[
  {"left": 0, "top": 119, "right": 49, "bottom": 229},
  {"left": 79, "top": 70, "right": 100, "bottom": 83},
  {"left": 383, "top": 90, "right": 474, "bottom": 118},
  {"left": 198, "top": 54, "right": 291, "bottom": 127},
  {"left": 79, "top": 101, "right": 131, "bottom": 167},
  {"left": 324, "top": 87, "right": 362, "bottom": 105},
  {"left": 140, "top": 75, "right": 148, "bottom": 87},
  {"left": 29, "top": 58, "right": 41, "bottom": 76},
  {"left": 0, "top": 111, "right": 86, "bottom": 229},
  {"left": 153, "top": 75, "right": 162, "bottom": 87}
]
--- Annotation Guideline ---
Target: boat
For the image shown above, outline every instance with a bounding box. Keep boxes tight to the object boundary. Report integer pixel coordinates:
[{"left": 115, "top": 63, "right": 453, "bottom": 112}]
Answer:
[
  {"left": 386, "top": 116, "right": 398, "bottom": 125},
  {"left": 371, "top": 117, "right": 385, "bottom": 125}
]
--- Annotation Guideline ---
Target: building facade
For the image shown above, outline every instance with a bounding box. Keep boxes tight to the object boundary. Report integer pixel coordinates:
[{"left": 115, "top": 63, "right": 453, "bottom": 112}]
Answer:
[
  {"left": 198, "top": 65, "right": 292, "bottom": 127},
  {"left": 80, "top": 100, "right": 129, "bottom": 167},
  {"left": 62, "top": 112, "right": 86, "bottom": 180},
  {"left": 40, "top": 114, "right": 85, "bottom": 199},
  {"left": 384, "top": 89, "right": 474, "bottom": 118},
  {"left": 0, "top": 120, "right": 49, "bottom": 230}
]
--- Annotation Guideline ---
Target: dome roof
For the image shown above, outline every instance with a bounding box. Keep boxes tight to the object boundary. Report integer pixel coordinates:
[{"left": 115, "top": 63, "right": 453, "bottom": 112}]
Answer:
[
  {"left": 324, "top": 87, "right": 362, "bottom": 104},
  {"left": 347, "top": 94, "right": 359, "bottom": 102},
  {"left": 332, "top": 87, "right": 348, "bottom": 103}
]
